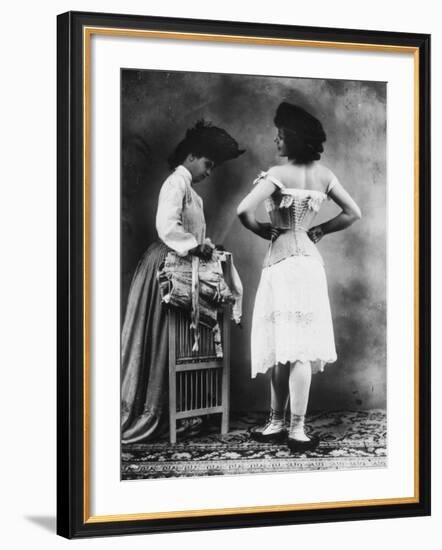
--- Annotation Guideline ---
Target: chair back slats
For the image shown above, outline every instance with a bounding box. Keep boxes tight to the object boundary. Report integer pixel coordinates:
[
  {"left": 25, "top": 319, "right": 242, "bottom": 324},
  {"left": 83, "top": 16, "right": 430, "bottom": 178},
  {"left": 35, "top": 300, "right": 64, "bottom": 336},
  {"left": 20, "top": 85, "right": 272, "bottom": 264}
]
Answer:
[
  {"left": 169, "top": 306, "right": 230, "bottom": 443},
  {"left": 176, "top": 367, "right": 223, "bottom": 412}
]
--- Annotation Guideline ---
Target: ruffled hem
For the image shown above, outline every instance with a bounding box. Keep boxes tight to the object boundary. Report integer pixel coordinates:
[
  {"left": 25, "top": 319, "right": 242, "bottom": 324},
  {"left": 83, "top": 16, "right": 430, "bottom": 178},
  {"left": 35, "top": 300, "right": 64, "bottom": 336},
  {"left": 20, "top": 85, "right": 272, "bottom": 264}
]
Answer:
[{"left": 252, "top": 353, "right": 337, "bottom": 378}]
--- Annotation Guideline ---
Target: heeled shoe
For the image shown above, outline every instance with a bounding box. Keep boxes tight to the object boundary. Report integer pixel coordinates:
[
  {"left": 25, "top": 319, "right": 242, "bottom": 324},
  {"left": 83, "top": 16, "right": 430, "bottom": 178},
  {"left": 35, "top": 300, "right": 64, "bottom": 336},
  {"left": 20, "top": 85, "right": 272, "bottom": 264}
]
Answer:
[
  {"left": 250, "top": 427, "right": 287, "bottom": 443},
  {"left": 287, "top": 435, "right": 320, "bottom": 453},
  {"left": 249, "top": 410, "right": 287, "bottom": 443}
]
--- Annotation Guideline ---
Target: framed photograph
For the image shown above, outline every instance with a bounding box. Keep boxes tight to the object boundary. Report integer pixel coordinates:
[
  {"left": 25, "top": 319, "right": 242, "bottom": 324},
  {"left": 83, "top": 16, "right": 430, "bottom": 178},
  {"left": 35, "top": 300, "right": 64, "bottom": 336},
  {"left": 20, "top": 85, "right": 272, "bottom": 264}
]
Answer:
[{"left": 57, "top": 10, "right": 430, "bottom": 538}]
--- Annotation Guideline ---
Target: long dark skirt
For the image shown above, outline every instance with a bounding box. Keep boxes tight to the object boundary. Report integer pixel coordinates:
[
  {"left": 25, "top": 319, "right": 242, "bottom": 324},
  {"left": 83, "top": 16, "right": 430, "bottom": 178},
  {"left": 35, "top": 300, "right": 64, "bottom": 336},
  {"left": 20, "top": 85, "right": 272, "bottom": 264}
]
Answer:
[{"left": 121, "top": 241, "right": 170, "bottom": 444}]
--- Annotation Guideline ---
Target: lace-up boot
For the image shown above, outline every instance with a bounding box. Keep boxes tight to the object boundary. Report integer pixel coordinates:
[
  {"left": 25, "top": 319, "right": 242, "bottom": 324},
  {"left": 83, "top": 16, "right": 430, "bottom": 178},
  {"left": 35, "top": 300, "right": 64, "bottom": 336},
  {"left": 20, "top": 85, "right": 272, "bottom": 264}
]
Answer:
[
  {"left": 250, "top": 409, "right": 287, "bottom": 443},
  {"left": 287, "top": 414, "right": 320, "bottom": 452}
]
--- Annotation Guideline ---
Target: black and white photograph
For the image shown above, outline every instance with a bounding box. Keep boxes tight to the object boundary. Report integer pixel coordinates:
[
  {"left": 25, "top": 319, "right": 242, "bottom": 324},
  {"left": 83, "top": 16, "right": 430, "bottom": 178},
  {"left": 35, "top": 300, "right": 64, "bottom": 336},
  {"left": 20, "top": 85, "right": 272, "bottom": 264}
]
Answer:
[
  {"left": 1, "top": 0, "right": 436, "bottom": 544},
  {"left": 120, "top": 68, "right": 386, "bottom": 480}
]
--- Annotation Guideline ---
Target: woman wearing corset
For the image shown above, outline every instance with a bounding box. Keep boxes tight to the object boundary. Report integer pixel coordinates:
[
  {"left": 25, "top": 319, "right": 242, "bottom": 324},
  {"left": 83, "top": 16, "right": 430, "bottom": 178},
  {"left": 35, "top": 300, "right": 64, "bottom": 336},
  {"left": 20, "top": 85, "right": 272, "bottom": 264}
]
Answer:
[{"left": 237, "top": 102, "right": 361, "bottom": 452}]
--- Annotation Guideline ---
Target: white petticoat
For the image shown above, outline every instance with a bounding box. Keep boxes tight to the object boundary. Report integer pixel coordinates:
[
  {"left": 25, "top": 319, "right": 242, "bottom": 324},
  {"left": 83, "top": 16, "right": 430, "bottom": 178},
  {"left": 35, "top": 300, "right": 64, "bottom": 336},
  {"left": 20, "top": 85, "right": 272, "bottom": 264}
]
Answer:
[{"left": 251, "top": 255, "right": 337, "bottom": 377}]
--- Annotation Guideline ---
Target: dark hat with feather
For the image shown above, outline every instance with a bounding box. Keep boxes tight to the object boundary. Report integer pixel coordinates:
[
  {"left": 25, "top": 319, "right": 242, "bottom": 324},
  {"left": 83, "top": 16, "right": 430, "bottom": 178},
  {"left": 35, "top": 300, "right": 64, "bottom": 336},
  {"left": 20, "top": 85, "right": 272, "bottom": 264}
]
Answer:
[{"left": 168, "top": 120, "right": 245, "bottom": 169}]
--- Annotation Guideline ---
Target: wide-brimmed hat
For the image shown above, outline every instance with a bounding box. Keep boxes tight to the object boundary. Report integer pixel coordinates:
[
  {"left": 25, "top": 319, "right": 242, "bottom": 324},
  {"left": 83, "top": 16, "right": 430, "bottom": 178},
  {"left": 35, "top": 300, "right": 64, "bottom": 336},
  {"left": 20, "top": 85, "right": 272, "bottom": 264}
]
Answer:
[{"left": 168, "top": 120, "right": 245, "bottom": 168}]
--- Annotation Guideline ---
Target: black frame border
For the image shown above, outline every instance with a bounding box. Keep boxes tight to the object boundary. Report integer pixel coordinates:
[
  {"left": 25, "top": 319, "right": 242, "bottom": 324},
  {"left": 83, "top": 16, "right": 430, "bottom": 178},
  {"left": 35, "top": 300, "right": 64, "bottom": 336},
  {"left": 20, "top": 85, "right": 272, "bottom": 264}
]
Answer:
[{"left": 57, "top": 10, "right": 431, "bottom": 539}]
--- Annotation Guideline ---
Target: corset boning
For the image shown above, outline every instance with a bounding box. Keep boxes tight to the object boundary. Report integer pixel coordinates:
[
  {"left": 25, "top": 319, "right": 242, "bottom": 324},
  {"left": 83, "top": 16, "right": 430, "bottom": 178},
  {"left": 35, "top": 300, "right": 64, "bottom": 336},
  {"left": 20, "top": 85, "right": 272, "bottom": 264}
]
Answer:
[
  {"left": 264, "top": 230, "right": 323, "bottom": 267},
  {"left": 268, "top": 199, "right": 320, "bottom": 231},
  {"left": 264, "top": 193, "right": 326, "bottom": 267}
]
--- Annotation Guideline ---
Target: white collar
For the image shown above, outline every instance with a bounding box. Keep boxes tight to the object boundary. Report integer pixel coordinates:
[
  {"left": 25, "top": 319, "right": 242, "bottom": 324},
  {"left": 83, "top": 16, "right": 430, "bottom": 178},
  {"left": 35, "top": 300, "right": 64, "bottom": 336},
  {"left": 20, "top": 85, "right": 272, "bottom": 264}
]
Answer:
[{"left": 174, "top": 165, "right": 193, "bottom": 185}]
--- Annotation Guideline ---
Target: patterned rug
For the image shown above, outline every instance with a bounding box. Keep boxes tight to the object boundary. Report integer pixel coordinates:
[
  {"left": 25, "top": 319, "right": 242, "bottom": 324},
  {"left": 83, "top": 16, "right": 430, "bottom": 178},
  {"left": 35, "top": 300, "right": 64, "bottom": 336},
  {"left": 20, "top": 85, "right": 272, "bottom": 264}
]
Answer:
[{"left": 121, "top": 409, "right": 386, "bottom": 480}]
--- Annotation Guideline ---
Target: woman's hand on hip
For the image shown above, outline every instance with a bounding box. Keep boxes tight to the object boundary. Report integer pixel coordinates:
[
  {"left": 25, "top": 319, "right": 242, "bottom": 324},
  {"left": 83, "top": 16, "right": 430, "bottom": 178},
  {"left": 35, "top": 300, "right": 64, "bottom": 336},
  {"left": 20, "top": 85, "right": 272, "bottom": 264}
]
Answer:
[
  {"left": 308, "top": 225, "right": 324, "bottom": 244},
  {"left": 258, "top": 222, "right": 283, "bottom": 241}
]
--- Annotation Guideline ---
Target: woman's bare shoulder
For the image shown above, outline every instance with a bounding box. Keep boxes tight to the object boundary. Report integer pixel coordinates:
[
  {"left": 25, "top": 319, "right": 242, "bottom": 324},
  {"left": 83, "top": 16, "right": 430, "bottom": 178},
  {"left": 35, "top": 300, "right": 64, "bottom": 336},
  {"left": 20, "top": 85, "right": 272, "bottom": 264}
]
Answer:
[
  {"left": 263, "top": 165, "right": 287, "bottom": 188},
  {"left": 268, "top": 164, "right": 294, "bottom": 182},
  {"left": 312, "top": 163, "right": 339, "bottom": 190},
  {"left": 265, "top": 165, "right": 284, "bottom": 177},
  {"left": 315, "top": 162, "right": 337, "bottom": 179}
]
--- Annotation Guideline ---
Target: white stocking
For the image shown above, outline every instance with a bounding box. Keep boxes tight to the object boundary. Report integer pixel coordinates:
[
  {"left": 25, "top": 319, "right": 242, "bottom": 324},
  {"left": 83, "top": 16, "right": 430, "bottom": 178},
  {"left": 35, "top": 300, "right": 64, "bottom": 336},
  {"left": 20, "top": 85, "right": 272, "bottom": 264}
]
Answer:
[{"left": 289, "top": 361, "right": 312, "bottom": 441}]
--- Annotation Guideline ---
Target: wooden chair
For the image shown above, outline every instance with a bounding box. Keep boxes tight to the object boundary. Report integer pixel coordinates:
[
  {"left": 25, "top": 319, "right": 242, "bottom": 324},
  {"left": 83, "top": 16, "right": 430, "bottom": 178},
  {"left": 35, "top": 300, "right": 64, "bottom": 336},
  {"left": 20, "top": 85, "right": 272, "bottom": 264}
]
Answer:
[{"left": 168, "top": 305, "right": 230, "bottom": 444}]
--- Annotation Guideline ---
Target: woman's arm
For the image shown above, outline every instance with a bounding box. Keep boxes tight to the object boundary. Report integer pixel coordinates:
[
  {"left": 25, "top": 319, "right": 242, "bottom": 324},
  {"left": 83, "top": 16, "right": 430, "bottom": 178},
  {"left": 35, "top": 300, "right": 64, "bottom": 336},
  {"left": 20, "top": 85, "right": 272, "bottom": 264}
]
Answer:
[
  {"left": 308, "top": 180, "right": 362, "bottom": 243},
  {"left": 237, "top": 179, "right": 281, "bottom": 241},
  {"left": 156, "top": 176, "right": 201, "bottom": 256}
]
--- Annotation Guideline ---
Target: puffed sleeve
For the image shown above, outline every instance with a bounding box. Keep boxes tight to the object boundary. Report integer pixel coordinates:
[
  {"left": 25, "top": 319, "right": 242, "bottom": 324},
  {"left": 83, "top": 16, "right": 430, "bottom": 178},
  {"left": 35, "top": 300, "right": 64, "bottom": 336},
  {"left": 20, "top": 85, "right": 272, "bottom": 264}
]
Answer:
[{"left": 155, "top": 174, "right": 199, "bottom": 256}]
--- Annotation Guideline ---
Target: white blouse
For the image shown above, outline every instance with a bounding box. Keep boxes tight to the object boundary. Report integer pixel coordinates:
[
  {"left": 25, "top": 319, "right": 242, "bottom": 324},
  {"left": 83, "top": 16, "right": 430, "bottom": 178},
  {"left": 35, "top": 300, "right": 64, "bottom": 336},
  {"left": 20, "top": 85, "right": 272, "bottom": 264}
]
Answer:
[{"left": 155, "top": 165, "right": 207, "bottom": 256}]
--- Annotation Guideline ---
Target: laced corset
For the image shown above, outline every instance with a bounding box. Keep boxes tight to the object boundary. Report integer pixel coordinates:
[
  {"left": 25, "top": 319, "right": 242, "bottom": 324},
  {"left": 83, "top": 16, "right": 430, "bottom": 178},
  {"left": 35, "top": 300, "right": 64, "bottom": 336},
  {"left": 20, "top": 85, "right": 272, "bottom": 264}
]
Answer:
[
  {"left": 265, "top": 188, "right": 327, "bottom": 232},
  {"left": 253, "top": 171, "right": 334, "bottom": 267}
]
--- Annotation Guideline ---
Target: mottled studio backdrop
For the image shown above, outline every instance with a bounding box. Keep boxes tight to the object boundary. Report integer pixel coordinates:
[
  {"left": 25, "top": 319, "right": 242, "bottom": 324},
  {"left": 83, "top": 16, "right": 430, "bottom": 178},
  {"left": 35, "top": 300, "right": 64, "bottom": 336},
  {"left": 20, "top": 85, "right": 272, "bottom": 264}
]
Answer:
[{"left": 121, "top": 69, "right": 386, "bottom": 412}]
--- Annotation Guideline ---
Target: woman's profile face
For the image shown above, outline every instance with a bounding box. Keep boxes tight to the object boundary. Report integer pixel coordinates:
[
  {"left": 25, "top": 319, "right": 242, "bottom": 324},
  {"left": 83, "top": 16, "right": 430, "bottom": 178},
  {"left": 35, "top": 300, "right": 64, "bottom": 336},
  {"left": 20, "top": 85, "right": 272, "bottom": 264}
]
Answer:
[
  {"left": 188, "top": 156, "right": 215, "bottom": 183},
  {"left": 274, "top": 128, "right": 288, "bottom": 156}
]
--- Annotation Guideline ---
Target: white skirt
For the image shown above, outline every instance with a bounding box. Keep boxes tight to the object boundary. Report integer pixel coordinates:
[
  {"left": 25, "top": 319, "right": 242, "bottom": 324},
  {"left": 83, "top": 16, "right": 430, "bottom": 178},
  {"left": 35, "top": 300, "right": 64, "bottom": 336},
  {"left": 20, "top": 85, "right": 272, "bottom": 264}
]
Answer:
[{"left": 251, "top": 255, "right": 337, "bottom": 377}]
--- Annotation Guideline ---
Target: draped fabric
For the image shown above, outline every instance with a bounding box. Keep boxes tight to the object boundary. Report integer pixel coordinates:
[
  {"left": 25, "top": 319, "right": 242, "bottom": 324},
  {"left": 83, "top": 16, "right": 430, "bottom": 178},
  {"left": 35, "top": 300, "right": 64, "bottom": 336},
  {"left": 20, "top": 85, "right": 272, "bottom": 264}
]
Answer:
[
  {"left": 158, "top": 250, "right": 241, "bottom": 327},
  {"left": 121, "top": 244, "right": 243, "bottom": 443},
  {"left": 158, "top": 250, "right": 236, "bottom": 357},
  {"left": 121, "top": 241, "right": 170, "bottom": 444}
]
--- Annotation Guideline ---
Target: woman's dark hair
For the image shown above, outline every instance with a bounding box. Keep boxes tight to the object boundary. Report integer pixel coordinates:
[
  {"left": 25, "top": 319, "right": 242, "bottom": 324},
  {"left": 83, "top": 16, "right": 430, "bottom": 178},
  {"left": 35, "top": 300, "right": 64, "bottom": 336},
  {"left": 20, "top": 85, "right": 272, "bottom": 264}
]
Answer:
[
  {"left": 168, "top": 120, "right": 244, "bottom": 169},
  {"left": 274, "top": 102, "right": 326, "bottom": 164}
]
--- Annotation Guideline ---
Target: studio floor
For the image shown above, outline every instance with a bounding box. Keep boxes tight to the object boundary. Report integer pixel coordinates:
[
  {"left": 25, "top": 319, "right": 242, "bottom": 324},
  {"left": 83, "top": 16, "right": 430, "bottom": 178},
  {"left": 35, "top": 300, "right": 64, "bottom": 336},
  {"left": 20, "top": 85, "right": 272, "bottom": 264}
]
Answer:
[{"left": 121, "top": 409, "right": 386, "bottom": 480}]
